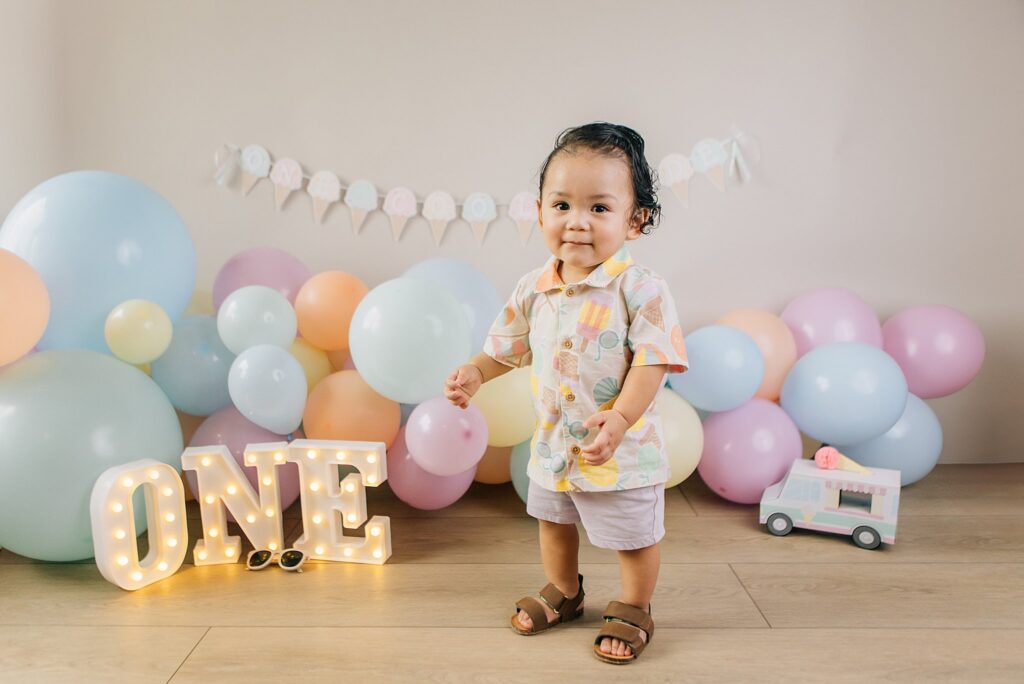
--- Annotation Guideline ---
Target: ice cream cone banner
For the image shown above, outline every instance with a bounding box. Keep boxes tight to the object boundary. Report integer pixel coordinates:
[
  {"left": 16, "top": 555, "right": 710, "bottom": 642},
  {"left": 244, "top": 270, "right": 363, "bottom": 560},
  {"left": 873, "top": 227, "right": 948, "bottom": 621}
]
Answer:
[
  {"left": 815, "top": 446, "right": 871, "bottom": 475},
  {"left": 241, "top": 172, "right": 260, "bottom": 196},
  {"left": 350, "top": 208, "right": 368, "bottom": 234},
  {"left": 705, "top": 166, "right": 726, "bottom": 192},
  {"left": 274, "top": 185, "right": 293, "bottom": 211},
  {"left": 670, "top": 180, "right": 690, "bottom": 207},
  {"left": 390, "top": 215, "right": 410, "bottom": 241},
  {"left": 213, "top": 145, "right": 239, "bottom": 187},
  {"left": 838, "top": 454, "right": 871, "bottom": 475},
  {"left": 727, "top": 139, "right": 752, "bottom": 184},
  {"left": 430, "top": 219, "right": 449, "bottom": 245},
  {"left": 312, "top": 198, "right": 332, "bottom": 224},
  {"left": 516, "top": 219, "right": 534, "bottom": 244},
  {"left": 471, "top": 221, "right": 490, "bottom": 243}
]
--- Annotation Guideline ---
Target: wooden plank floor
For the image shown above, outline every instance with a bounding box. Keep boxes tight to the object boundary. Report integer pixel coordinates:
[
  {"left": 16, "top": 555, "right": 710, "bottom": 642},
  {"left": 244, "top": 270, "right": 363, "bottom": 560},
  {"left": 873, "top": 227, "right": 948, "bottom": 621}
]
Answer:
[{"left": 1, "top": 463, "right": 1022, "bottom": 683}]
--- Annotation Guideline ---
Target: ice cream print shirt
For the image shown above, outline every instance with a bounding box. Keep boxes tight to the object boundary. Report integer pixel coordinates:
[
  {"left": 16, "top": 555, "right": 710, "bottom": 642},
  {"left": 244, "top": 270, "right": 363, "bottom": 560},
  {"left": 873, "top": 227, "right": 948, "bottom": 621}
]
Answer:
[{"left": 485, "top": 246, "right": 689, "bottom": 492}]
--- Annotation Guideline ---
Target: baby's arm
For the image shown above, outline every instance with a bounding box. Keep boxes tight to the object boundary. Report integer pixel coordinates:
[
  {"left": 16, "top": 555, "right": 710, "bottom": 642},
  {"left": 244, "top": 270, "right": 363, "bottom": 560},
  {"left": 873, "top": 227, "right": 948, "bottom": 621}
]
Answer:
[
  {"left": 444, "top": 352, "right": 515, "bottom": 409},
  {"left": 581, "top": 364, "right": 667, "bottom": 465}
]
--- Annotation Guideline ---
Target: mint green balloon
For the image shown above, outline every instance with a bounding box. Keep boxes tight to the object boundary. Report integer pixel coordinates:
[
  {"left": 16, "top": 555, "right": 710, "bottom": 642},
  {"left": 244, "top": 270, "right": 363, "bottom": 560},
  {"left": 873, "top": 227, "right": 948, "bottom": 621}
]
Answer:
[
  {"left": 511, "top": 438, "right": 532, "bottom": 505},
  {"left": 0, "top": 350, "right": 183, "bottom": 561}
]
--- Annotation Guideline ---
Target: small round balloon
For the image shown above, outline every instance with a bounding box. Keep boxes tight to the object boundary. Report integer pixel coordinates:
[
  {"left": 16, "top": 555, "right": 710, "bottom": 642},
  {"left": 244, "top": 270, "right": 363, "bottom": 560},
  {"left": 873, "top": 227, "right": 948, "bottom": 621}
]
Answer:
[
  {"left": 403, "top": 257, "right": 502, "bottom": 352},
  {"left": 667, "top": 325, "right": 764, "bottom": 412},
  {"left": 228, "top": 345, "right": 307, "bottom": 434},
  {"left": 151, "top": 315, "right": 235, "bottom": 416},
  {"left": 288, "top": 338, "right": 332, "bottom": 396},
  {"left": 0, "top": 249, "right": 49, "bottom": 366},
  {"left": 780, "top": 287, "right": 882, "bottom": 357},
  {"left": 657, "top": 389, "right": 704, "bottom": 488},
  {"left": 217, "top": 285, "right": 297, "bottom": 355},
  {"left": 104, "top": 299, "right": 173, "bottom": 364},
  {"left": 717, "top": 308, "right": 797, "bottom": 401},
  {"left": 294, "top": 271, "right": 368, "bottom": 352},
  {"left": 471, "top": 367, "right": 536, "bottom": 447},
  {"left": 212, "top": 247, "right": 312, "bottom": 310},
  {"left": 882, "top": 305, "right": 985, "bottom": 399},
  {"left": 835, "top": 394, "right": 943, "bottom": 486},
  {"left": 780, "top": 342, "right": 908, "bottom": 445},
  {"left": 387, "top": 428, "right": 475, "bottom": 510},
  {"left": 406, "top": 397, "right": 488, "bottom": 477},
  {"left": 0, "top": 171, "right": 196, "bottom": 352},
  {"left": 349, "top": 278, "right": 472, "bottom": 404},
  {"left": 302, "top": 370, "right": 401, "bottom": 448}
]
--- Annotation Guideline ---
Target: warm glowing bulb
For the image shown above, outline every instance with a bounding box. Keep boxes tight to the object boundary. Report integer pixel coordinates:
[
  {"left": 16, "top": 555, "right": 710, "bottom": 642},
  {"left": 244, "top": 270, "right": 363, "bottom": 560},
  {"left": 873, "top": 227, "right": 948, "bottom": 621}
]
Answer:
[
  {"left": 148, "top": 470, "right": 160, "bottom": 480},
  {"left": 246, "top": 454, "right": 256, "bottom": 464},
  {"left": 307, "top": 449, "right": 317, "bottom": 459},
  {"left": 274, "top": 452, "right": 284, "bottom": 462},
  {"left": 117, "top": 556, "right": 129, "bottom": 566},
  {"left": 227, "top": 485, "right": 237, "bottom": 495},
  {"left": 209, "top": 528, "right": 219, "bottom": 538},
  {"left": 336, "top": 451, "right": 346, "bottom": 460},
  {"left": 310, "top": 482, "right": 320, "bottom": 492},
  {"left": 225, "top": 547, "right": 236, "bottom": 557},
  {"left": 246, "top": 514, "right": 256, "bottom": 524},
  {"left": 164, "top": 513, "right": 175, "bottom": 523},
  {"left": 347, "top": 513, "right": 357, "bottom": 523},
  {"left": 265, "top": 508, "right": 275, "bottom": 517},
  {"left": 315, "top": 545, "right": 324, "bottom": 555},
  {"left": 167, "top": 538, "right": 178, "bottom": 547},
  {"left": 370, "top": 526, "right": 381, "bottom": 537},
  {"left": 367, "top": 475, "right": 377, "bottom": 485},
  {"left": 198, "top": 550, "right": 208, "bottom": 561},
  {"left": 131, "top": 571, "right": 143, "bottom": 581},
  {"left": 205, "top": 495, "right": 215, "bottom": 504},
  {"left": 268, "top": 542, "right": 278, "bottom": 551},
  {"left": 367, "top": 454, "right": 377, "bottom": 464},
  {"left": 158, "top": 562, "right": 168, "bottom": 571},
  {"left": 345, "top": 483, "right": 355, "bottom": 493},
  {"left": 111, "top": 503, "right": 124, "bottom": 513},
  {"left": 373, "top": 549, "right": 383, "bottom": 559},
  {"left": 201, "top": 457, "right": 211, "bottom": 467},
  {"left": 312, "top": 514, "right": 323, "bottom": 525},
  {"left": 121, "top": 477, "right": 134, "bottom": 488},
  {"left": 343, "top": 548, "right": 353, "bottom": 557},
  {"left": 262, "top": 476, "right": 273, "bottom": 486},
  {"left": 161, "top": 487, "right": 173, "bottom": 497}
]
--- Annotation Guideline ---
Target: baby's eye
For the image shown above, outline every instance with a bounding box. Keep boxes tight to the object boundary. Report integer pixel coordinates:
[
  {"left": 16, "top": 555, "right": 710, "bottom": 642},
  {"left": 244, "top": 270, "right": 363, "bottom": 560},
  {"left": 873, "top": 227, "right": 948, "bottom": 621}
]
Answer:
[
  {"left": 554, "top": 201, "right": 569, "bottom": 210},
  {"left": 592, "top": 204, "right": 609, "bottom": 213}
]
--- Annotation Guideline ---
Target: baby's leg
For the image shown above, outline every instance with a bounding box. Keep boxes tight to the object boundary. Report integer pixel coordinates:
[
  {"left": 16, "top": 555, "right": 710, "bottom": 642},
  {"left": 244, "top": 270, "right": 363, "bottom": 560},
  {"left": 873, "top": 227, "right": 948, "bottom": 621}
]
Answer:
[
  {"left": 599, "top": 542, "right": 659, "bottom": 657},
  {"left": 514, "top": 520, "right": 582, "bottom": 630}
]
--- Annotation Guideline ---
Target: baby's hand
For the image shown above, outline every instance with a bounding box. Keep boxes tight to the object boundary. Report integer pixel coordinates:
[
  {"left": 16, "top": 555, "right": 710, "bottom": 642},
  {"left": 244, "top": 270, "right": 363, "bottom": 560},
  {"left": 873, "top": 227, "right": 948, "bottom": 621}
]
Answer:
[
  {"left": 444, "top": 364, "right": 484, "bottom": 409},
  {"left": 580, "top": 410, "right": 629, "bottom": 466}
]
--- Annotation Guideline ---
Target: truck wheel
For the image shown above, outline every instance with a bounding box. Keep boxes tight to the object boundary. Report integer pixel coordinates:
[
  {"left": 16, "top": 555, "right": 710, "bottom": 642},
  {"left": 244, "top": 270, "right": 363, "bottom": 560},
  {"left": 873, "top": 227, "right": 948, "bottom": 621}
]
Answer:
[
  {"left": 852, "top": 526, "right": 881, "bottom": 549},
  {"left": 766, "top": 513, "right": 793, "bottom": 536}
]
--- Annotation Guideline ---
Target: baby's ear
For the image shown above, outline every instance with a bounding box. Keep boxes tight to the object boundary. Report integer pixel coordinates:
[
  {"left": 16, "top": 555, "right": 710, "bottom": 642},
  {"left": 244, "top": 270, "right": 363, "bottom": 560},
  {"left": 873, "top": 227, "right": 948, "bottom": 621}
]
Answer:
[{"left": 627, "top": 208, "right": 650, "bottom": 239}]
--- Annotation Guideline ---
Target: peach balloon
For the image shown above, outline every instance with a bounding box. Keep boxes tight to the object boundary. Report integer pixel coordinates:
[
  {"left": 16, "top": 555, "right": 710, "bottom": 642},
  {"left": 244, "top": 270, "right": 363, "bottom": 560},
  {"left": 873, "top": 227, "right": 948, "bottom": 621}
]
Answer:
[
  {"left": 717, "top": 308, "right": 797, "bottom": 401},
  {"left": 302, "top": 370, "right": 400, "bottom": 447},
  {"left": 474, "top": 444, "right": 513, "bottom": 484},
  {"left": 0, "top": 249, "right": 50, "bottom": 366},
  {"left": 294, "top": 271, "right": 368, "bottom": 351}
]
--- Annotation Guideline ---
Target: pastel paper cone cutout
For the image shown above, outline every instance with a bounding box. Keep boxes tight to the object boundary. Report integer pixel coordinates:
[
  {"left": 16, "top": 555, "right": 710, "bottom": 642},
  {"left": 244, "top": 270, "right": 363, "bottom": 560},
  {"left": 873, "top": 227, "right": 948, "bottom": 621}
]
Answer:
[
  {"left": 240, "top": 172, "right": 260, "bottom": 196},
  {"left": 728, "top": 140, "right": 752, "bottom": 184},
  {"left": 471, "top": 222, "right": 489, "bottom": 244},
  {"left": 350, "top": 208, "right": 368, "bottom": 234},
  {"left": 515, "top": 219, "right": 533, "bottom": 244},
  {"left": 706, "top": 166, "right": 726, "bottom": 192},
  {"left": 430, "top": 219, "right": 449, "bottom": 245},
  {"left": 390, "top": 215, "right": 409, "bottom": 241},
  {"left": 312, "top": 198, "right": 332, "bottom": 224},
  {"left": 274, "top": 185, "right": 293, "bottom": 211},
  {"left": 837, "top": 454, "right": 871, "bottom": 475},
  {"left": 670, "top": 180, "right": 690, "bottom": 208}
]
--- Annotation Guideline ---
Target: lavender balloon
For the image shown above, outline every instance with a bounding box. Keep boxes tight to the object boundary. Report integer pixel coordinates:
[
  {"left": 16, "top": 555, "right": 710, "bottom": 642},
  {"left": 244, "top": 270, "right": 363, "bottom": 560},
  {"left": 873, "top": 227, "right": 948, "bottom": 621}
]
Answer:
[
  {"left": 781, "top": 287, "right": 882, "bottom": 357},
  {"left": 882, "top": 305, "right": 985, "bottom": 399},
  {"left": 698, "top": 399, "right": 802, "bottom": 504},
  {"left": 213, "top": 247, "right": 312, "bottom": 310},
  {"left": 406, "top": 397, "right": 488, "bottom": 476},
  {"left": 387, "top": 428, "right": 475, "bottom": 510}
]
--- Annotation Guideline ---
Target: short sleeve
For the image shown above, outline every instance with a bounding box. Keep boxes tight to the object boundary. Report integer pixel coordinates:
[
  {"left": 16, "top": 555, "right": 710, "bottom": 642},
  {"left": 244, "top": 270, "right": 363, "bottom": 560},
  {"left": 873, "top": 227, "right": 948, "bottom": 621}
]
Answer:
[
  {"left": 624, "top": 273, "right": 688, "bottom": 374},
  {"left": 484, "top": 275, "right": 533, "bottom": 368}
]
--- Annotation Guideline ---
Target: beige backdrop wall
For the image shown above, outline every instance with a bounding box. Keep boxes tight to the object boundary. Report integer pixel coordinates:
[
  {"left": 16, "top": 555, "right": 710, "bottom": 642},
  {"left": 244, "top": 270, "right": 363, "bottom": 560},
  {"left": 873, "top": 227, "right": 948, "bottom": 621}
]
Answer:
[{"left": 2, "top": 0, "right": 1022, "bottom": 463}]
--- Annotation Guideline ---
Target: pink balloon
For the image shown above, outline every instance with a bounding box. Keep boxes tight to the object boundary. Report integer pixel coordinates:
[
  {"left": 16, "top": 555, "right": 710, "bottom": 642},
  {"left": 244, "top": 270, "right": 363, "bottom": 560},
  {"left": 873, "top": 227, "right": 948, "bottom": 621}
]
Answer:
[
  {"left": 406, "top": 397, "right": 488, "bottom": 476},
  {"left": 882, "top": 305, "right": 985, "bottom": 399},
  {"left": 780, "top": 287, "right": 882, "bottom": 357},
  {"left": 212, "top": 247, "right": 312, "bottom": 311},
  {"left": 186, "top": 406, "right": 302, "bottom": 522},
  {"left": 698, "top": 399, "right": 802, "bottom": 504},
  {"left": 386, "top": 428, "right": 475, "bottom": 510}
]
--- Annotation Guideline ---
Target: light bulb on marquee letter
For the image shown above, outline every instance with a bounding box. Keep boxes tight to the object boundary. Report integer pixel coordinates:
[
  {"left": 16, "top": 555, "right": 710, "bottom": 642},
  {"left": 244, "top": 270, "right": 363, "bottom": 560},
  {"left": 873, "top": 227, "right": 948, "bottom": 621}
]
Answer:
[{"left": 90, "top": 460, "right": 188, "bottom": 590}]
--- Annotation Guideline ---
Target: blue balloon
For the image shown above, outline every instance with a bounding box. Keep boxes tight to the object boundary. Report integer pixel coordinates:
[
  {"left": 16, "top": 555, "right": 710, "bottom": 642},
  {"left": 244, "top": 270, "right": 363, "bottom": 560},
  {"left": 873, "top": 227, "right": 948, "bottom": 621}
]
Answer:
[
  {"left": 0, "top": 350, "right": 182, "bottom": 561},
  {"left": 151, "top": 315, "right": 234, "bottom": 416},
  {"left": 835, "top": 394, "right": 943, "bottom": 486},
  {"left": 510, "top": 438, "right": 532, "bottom": 505},
  {"left": 349, "top": 278, "right": 472, "bottom": 404},
  {"left": 781, "top": 342, "right": 908, "bottom": 445},
  {"left": 0, "top": 171, "right": 196, "bottom": 352},
  {"left": 667, "top": 325, "right": 764, "bottom": 412},
  {"left": 403, "top": 258, "right": 502, "bottom": 352},
  {"left": 228, "top": 345, "right": 307, "bottom": 434}
]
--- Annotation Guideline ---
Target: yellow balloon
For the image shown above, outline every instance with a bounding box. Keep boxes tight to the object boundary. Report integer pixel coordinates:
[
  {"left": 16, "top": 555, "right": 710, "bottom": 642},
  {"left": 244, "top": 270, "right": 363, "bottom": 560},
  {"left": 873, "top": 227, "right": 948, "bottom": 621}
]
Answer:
[
  {"left": 471, "top": 366, "right": 537, "bottom": 447},
  {"left": 289, "top": 337, "right": 333, "bottom": 395},
  {"left": 186, "top": 288, "right": 215, "bottom": 315},
  {"left": 658, "top": 388, "right": 704, "bottom": 488},
  {"left": 104, "top": 299, "right": 172, "bottom": 364}
]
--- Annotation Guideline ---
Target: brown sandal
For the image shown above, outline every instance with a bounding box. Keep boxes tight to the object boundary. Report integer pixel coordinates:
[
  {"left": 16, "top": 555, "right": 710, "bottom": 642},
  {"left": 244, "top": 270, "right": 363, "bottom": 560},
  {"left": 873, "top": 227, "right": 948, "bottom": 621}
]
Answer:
[
  {"left": 510, "top": 574, "right": 585, "bottom": 635},
  {"left": 593, "top": 601, "right": 654, "bottom": 664}
]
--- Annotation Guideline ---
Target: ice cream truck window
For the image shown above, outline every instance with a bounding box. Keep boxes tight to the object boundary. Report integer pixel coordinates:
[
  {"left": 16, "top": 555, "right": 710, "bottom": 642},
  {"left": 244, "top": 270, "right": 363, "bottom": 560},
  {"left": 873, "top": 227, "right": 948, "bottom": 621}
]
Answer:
[
  {"left": 839, "top": 489, "right": 873, "bottom": 513},
  {"left": 782, "top": 477, "right": 820, "bottom": 502}
]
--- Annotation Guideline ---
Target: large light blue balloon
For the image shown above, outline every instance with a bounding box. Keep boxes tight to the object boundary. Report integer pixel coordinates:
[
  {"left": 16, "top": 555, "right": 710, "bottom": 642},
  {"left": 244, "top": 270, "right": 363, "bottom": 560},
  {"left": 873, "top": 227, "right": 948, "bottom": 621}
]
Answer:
[
  {"left": 835, "top": 394, "right": 943, "bottom": 486},
  {"left": 667, "top": 325, "right": 764, "bottom": 412},
  {"left": 781, "top": 342, "right": 908, "bottom": 445},
  {"left": 151, "top": 315, "right": 235, "bottom": 416},
  {"left": 0, "top": 171, "right": 196, "bottom": 352},
  {"left": 0, "top": 349, "right": 183, "bottom": 561},
  {"left": 403, "top": 258, "right": 502, "bottom": 352},
  {"left": 228, "top": 345, "right": 307, "bottom": 434},
  {"left": 216, "top": 285, "right": 297, "bottom": 355},
  {"left": 511, "top": 438, "right": 532, "bottom": 505},
  {"left": 349, "top": 278, "right": 472, "bottom": 404}
]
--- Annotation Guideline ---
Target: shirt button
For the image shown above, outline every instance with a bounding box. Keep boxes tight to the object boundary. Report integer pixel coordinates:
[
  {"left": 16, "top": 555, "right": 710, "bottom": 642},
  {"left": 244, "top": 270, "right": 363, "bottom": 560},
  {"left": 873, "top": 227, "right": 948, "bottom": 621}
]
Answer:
[
  {"left": 562, "top": 339, "right": 573, "bottom": 349},
  {"left": 566, "top": 393, "right": 576, "bottom": 402},
  {"left": 566, "top": 288, "right": 575, "bottom": 297},
  {"left": 570, "top": 445, "right": 581, "bottom": 455}
]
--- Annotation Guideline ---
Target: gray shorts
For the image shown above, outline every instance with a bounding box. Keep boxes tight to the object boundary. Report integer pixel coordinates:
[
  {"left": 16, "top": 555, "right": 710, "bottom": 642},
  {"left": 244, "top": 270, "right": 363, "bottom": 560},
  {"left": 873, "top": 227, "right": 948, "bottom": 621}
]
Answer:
[{"left": 526, "top": 480, "right": 665, "bottom": 551}]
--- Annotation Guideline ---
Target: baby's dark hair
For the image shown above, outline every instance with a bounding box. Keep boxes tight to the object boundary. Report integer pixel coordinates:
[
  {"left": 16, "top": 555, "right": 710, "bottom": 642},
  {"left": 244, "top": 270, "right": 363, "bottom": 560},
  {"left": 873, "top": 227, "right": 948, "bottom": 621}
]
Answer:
[{"left": 538, "top": 122, "right": 661, "bottom": 234}]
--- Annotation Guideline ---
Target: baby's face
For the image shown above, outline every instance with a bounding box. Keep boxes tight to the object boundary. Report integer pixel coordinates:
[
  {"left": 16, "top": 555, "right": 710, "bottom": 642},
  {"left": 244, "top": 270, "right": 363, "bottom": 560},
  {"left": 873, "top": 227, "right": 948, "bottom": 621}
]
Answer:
[{"left": 538, "top": 150, "right": 646, "bottom": 278}]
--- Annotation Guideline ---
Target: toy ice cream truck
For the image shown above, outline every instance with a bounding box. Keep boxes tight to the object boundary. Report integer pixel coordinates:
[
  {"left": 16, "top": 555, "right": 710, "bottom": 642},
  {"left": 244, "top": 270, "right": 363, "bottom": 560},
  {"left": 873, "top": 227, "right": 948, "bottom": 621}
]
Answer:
[{"left": 759, "top": 447, "right": 901, "bottom": 549}]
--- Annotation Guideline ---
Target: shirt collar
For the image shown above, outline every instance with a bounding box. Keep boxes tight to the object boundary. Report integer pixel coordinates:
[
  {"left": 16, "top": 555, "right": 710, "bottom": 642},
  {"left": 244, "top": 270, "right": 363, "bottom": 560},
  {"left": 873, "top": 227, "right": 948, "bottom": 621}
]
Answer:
[{"left": 533, "top": 245, "right": 634, "bottom": 293}]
